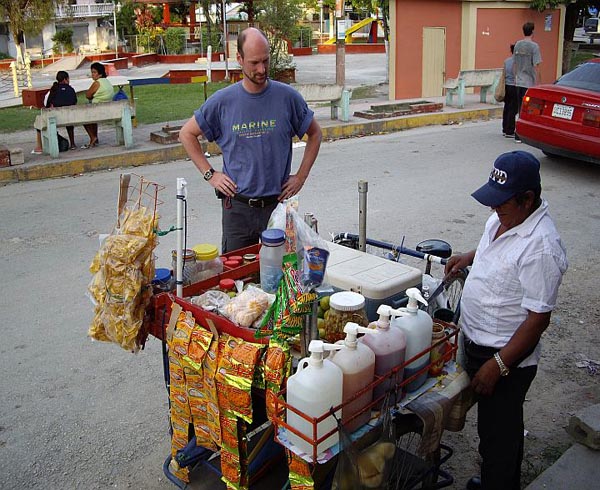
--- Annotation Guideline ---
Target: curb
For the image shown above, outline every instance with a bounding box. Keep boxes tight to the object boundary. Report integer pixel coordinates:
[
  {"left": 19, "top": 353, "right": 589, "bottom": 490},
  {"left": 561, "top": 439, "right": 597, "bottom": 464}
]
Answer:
[{"left": 0, "top": 106, "right": 502, "bottom": 185}]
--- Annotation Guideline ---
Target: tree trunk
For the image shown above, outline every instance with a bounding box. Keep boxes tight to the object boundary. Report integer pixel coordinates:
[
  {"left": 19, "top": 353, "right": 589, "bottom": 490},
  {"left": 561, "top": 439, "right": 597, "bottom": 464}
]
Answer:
[{"left": 562, "top": 4, "right": 579, "bottom": 74}]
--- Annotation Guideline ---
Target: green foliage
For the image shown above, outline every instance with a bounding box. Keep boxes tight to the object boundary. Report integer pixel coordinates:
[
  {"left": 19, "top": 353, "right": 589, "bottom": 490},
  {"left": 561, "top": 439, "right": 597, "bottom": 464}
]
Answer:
[
  {"left": 0, "top": 52, "right": 11, "bottom": 60},
  {"left": 0, "top": 83, "right": 230, "bottom": 133},
  {"left": 52, "top": 28, "right": 74, "bottom": 54},
  {"left": 165, "top": 27, "right": 186, "bottom": 54},
  {"left": 201, "top": 27, "right": 223, "bottom": 51},
  {"left": 117, "top": 0, "right": 138, "bottom": 37},
  {"left": 256, "top": 0, "right": 302, "bottom": 78}
]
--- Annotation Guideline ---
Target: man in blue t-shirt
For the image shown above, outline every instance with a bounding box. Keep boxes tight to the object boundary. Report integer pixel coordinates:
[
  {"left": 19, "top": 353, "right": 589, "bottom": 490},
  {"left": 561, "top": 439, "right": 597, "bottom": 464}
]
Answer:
[{"left": 180, "top": 27, "right": 323, "bottom": 253}]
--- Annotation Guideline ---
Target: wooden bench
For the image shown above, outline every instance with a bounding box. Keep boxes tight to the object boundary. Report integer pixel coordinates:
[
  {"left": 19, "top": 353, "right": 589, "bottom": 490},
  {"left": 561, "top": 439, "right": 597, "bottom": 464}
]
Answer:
[
  {"left": 292, "top": 83, "right": 351, "bottom": 122},
  {"left": 443, "top": 69, "right": 503, "bottom": 108},
  {"left": 33, "top": 101, "right": 133, "bottom": 158}
]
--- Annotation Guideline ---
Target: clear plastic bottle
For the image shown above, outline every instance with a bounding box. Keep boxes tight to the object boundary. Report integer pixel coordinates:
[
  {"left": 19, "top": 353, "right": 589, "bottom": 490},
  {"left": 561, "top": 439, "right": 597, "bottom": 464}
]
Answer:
[
  {"left": 286, "top": 340, "right": 343, "bottom": 456},
  {"left": 330, "top": 322, "right": 376, "bottom": 432},
  {"left": 259, "top": 228, "right": 286, "bottom": 293},
  {"left": 360, "top": 304, "right": 407, "bottom": 407}
]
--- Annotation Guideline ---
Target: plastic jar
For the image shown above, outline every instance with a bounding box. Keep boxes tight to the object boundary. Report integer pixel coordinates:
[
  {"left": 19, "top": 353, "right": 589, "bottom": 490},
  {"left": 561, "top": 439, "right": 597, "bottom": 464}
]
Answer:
[
  {"left": 259, "top": 228, "right": 286, "bottom": 294},
  {"left": 219, "top": 278, "right": 236, "bottom": 296},
  {"left": 171, "top": 249, "right": 197, "bottom": 286},
  {"left": 192, "top": 243, "right": 223, "bottom": 282},
  {"left": 152, "top": 268, "right": 174, "bottom": 294},
  {"left": 325, "top": 291, "right": 369, "bottom": 343}
]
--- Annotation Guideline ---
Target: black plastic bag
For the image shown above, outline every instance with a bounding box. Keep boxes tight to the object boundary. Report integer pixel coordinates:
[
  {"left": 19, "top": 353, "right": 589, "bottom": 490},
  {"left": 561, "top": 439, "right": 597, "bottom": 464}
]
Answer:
[{"left": 57, "top": 133, "right": 70, "bottom": 152}]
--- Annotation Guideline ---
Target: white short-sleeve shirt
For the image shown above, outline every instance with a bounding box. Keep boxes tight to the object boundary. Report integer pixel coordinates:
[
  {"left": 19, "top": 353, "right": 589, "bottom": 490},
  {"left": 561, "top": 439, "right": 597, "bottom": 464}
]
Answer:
[{"left": 460, "top": 200, "right": 568, "bottom": 366}]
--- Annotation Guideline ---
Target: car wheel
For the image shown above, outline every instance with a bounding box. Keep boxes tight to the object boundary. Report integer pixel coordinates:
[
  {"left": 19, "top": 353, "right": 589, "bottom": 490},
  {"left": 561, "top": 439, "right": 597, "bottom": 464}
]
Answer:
[{"left": 542, "top": 150, "right": 560, "bottom": 159}]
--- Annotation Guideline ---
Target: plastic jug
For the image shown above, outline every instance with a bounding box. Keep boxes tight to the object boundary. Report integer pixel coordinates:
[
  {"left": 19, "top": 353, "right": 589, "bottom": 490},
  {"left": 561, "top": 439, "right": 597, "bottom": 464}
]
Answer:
[
  {"left": 286, "top": 340, "right": 343, "bottom": 457},
  {"left": 391, "top": 288, "right": 433, "bottom": 393},
  {"left": 359, "top": 304, "right": 407, "bottom": 407},
  {"left": 330, "top": 322, "right": 376, "bottom": 432},
  {"left": 259, "top": 228, "right": 286, "bottom": 293}
]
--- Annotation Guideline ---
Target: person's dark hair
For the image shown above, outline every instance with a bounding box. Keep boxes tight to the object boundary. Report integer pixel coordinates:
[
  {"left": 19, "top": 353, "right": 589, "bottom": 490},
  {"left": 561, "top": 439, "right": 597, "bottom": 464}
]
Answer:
[
  {"left": 91, "top": 62, "right": 107, "bottom": 78},
  {"left": 46, "top": 70, "right": 70, "bottom": 107},
  {"left": 510, "top": 44, "right": 515, "bottom": 54},
  {"left": 514, "top": 187, "right": 541, "bottom": 207},
  {"left": 237, "top": 28, "right": 269, "bottom": 59},
  {"left": 523, "top": 22, "right": 535, "bottom": 36}
]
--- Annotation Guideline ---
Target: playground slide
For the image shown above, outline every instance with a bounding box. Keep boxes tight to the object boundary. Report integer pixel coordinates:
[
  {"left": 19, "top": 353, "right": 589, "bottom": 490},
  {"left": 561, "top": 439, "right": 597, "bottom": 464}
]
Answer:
[{"left": 324, "top": 17, "right": 378, "bottom": 44}]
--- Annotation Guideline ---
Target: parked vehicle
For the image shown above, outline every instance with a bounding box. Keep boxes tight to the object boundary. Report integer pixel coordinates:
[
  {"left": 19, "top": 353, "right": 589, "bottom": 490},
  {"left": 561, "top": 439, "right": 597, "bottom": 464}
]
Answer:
[
  {"left": 515, "top": 58, "right": 600, "bottom": 165},
  {"left": 584, "top": 17, "right": 600, "bottom": 43}
]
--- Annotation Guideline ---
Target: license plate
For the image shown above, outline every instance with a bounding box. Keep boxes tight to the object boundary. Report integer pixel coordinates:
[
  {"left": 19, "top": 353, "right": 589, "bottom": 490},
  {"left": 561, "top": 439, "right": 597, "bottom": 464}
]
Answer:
[{"left": 552, "top": 103, "right": 574, "bottom": 120}]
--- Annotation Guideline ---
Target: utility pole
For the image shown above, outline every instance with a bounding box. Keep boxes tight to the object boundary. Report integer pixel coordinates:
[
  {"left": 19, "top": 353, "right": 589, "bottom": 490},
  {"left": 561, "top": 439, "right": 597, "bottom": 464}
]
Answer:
[{"left": 335, "top": 0, "right": 345, "bottom": 87}]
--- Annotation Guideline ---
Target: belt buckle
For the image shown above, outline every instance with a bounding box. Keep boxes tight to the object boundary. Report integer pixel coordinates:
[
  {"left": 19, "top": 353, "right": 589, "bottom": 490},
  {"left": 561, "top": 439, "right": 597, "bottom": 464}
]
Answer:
[{"left": 248, "top": 198, "right": 264, "bottom": 208}]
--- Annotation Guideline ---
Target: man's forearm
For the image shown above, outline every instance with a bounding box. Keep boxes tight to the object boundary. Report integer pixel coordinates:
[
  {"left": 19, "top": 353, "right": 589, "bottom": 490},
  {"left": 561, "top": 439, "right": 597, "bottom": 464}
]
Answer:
[{"left": 498, "top": 311, "right": 551, "bottom": 368}]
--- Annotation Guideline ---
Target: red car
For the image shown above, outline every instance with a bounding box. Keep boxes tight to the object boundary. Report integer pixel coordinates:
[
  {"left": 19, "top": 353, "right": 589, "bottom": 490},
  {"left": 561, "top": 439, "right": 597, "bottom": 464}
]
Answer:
[{"left": 516, "top": 58, "right": 600, "bottom": 165}]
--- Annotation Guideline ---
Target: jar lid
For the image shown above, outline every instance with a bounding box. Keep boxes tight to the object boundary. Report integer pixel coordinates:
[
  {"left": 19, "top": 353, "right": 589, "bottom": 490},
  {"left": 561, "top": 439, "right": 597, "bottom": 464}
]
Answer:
[
  {"left": 329, "top": 291, "right": 366, "bottom": 311},
  {"left": 193, "top": 243, "right": 219, "bottom": 261},
  {"left": 172, "top": 249, "right": 196, "bottom": 261},
  {"left": 153, "top": 268, "right": 172, "bottom": 284},
  {"left": 229, "top": 255, "right": 243, "bottom": 262},
  {"left": 219, "top": 278, "right": 236, "bottom": 290},
  {"left": 224, "top": 259, "right": 241, "bottom": 267},
  {"left": 243, "top": 253, "right": 257, "bottom": 262},
  {"left": 261, "top": 228, "right": 285, "bottom": 245}
]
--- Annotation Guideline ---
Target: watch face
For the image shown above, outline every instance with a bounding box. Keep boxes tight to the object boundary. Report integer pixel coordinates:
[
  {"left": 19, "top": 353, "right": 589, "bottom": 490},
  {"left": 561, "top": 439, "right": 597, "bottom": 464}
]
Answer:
[{"left": 204, "top": 169, "right": 213, "bottom": 181}]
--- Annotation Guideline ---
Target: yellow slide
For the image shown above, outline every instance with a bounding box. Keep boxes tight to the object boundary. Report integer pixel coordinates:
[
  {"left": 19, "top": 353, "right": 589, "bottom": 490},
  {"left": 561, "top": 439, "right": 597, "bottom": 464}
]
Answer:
[{"left": 324, "top": 17, "right": 378, "bottom": 44}]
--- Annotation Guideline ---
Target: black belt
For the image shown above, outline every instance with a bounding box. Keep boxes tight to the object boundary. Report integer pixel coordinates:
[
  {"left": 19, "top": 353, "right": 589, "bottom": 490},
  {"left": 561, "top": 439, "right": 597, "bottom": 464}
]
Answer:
[{"left": 232, "top": 194, "right": 279, "bottom": 208}]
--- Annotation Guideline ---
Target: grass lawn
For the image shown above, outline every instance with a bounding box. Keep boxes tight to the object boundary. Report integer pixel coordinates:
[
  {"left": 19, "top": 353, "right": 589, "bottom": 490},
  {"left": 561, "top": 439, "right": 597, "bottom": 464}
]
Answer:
[{"left": 0, "top": 81, "right": 230, "bottom": 133}]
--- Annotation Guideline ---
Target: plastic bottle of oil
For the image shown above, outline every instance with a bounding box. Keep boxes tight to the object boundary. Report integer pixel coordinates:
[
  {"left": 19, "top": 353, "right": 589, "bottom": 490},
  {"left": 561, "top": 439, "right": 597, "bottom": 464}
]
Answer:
[
  {"left": 330, "top": 322, "right": 376, "bottom": 432},
  {"left": 359, "top": 304, "right": 407, "bottom": 407},
  {"left": 286, "top": 340, "right": 343, "bottom": 456}
]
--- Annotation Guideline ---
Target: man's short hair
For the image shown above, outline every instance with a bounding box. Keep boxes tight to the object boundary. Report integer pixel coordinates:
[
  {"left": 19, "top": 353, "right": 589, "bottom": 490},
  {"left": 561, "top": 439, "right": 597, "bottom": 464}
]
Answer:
[
  {"left": 523, "top": 22, "right": 535, "bottom": 36},
  {"left": 237, "top": 28, "right": 269, "bottom": 59}
]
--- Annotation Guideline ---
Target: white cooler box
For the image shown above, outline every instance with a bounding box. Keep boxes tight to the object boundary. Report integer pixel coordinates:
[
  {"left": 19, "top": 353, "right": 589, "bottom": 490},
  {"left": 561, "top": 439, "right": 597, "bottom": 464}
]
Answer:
[{"left": 324, "top": 242, "right": 422, "bottom": 321}]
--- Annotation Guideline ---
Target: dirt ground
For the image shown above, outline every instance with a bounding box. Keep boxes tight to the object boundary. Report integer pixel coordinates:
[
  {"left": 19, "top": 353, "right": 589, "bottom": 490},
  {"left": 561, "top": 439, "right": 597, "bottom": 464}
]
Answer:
[{"left": 440, "top": 261, "right": 600, "bottom": 487}]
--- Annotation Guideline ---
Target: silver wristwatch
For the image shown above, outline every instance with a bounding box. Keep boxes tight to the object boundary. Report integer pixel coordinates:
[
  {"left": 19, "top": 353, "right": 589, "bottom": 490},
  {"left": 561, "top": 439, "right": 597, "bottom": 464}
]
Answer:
[{"left": 494, "top": 352, "right": 510, "bottom": 376}]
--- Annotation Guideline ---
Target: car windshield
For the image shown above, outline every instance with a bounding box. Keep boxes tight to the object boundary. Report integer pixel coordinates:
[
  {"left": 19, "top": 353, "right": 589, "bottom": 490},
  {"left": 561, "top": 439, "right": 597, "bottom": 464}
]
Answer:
[{"left": 555, "top": 62, "right": 600, "bottom": 93}]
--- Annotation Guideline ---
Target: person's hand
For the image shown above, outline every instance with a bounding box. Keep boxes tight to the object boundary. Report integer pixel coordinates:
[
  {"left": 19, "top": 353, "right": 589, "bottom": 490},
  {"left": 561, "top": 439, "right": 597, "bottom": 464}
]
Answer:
[
  {"left": 470, "top": 358, "right": 502, "bottom": 396},
  {"left": 279, "top": 174, "right": 306, "bottom": 201},
  {"left": 444, "top": 253, "right": 472, "bottom": 278},
  {"left": 209, "top": 171, "right": 237, "bottom": 197}
]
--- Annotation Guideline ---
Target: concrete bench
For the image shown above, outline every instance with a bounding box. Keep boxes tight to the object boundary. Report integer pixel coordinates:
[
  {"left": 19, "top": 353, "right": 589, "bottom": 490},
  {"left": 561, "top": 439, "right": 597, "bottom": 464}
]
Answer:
[
  {"left": 33, "top": 101, "right": 133, "bottom": 158},
  {"left": 443, "top": 69, "right": 503, "bottom": 108},
  {"left": 292, "top": 83, "right": 351, "bottom": 122}
]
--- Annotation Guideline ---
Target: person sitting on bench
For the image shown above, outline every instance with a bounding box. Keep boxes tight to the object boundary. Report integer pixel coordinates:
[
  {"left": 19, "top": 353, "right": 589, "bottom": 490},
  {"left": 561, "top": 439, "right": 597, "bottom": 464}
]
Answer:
[
  {"left": 32, "top": 71, "right": 77, "bottom": 154},
  {"left": 82, "top": 62, "right": 114, "bottom": 149}
]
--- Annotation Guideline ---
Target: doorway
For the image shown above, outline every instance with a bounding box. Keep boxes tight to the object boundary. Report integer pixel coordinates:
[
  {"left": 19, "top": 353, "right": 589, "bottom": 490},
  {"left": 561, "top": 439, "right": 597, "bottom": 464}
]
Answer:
[{"left": 422, "top": 27, "right": 446, "bottom": 97}]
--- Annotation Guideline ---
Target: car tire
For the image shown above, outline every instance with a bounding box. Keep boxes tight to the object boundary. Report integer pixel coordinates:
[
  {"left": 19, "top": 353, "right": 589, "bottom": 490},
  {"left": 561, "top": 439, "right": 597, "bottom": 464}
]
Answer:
[{"left": 542, "top": 150, "right": 560, "bottom": 159}]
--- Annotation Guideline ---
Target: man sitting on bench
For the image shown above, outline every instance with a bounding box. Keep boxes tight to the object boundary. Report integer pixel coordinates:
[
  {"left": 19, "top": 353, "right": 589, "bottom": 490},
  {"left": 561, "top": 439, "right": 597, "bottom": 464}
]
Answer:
[{"left": 32, "top": 71, "right": 77, "bottom": 154}]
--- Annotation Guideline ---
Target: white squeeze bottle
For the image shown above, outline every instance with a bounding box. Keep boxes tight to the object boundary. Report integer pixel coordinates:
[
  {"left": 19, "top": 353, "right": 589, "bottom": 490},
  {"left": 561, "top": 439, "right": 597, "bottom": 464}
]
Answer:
[
  {"left": 391, "top": 288, "right": 433, "bottom": 393},
  {"left": 329, "top": 322, "right": 376, "bottom": 433},
  {"left": 286, "top": 340, "right": 343, "bottom": 457},
  {"left": 359, "top": 305, "right": 407, "bottom": 407}
]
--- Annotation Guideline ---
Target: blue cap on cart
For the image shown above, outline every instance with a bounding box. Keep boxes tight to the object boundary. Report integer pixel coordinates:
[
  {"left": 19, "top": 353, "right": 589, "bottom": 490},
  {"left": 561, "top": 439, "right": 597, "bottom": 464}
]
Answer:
[{"left": 471, "top": 151, "right": 541, "bottom": 207}]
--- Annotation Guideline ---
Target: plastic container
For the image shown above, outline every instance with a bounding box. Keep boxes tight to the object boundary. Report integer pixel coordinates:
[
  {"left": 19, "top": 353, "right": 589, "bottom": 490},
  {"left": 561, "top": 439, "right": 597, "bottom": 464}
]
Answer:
[
  {"left": 429, "top": 322, "right": 451, "bottom": 376},
  {"left": 360, "top": 304, "right": 407, "bottom": 406},
  {"left": 152, "top": 268, "right": 174, "bottom": 294},
  {"left": 192, "top": 243, "right": 223, "bottom": 282},
  {"left": 391, "top": 288, "right": 433, "bottom": 392},
  {"left": 286, "top": 340, "right": 343, "bottom": 456},
  {"left": 330, "top": 322, "right": 376, "bottom": 432},
  {"left": 324, "top": 242, "right": 422, "bottom": 320},
  {"left": 259, "top": 229, "right": 286, "bottom": 293},
  {"left": 325, "top": 291, "right": 369, "bottom": 343},
  {"left": 219, "top": 278, "right": 236, "bottom": 294},
  {"left": 171, "top": 249, "right": 197, "bottom": 287},
  {"left": 223, "top": 259, "right": 241, "bottom": 269}
]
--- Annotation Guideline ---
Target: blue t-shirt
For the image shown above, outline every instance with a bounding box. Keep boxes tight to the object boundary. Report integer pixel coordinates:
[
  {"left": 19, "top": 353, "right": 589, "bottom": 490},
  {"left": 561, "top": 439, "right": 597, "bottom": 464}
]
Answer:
[
  {"left": 194, "top": 80, "right": 314, "bottom": 197},
  {"left": 46, "top": 84, "right": 77, "bottom": 108}
]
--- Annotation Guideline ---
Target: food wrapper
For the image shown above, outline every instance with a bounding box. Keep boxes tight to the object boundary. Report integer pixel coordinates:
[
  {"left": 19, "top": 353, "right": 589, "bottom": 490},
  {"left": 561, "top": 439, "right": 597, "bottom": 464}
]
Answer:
[
  {"left": 184, "top": 326, "right": 213, "bottom": 370},
  {"left": 222, "top": 287, "right": 270, "bottom": 328},
  {"left": 264, "top": 339, "right": 291, "bottom": 420},
  {"left": 288, "top": 450, "right": 315, "bottom": 490},
  {"left": 202, "top": 335, "right": 222, "bottom": 447}
]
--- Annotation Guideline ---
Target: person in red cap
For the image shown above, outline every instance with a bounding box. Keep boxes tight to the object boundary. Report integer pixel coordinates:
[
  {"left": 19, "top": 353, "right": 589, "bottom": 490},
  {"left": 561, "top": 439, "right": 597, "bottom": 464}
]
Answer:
[{"left": 445, "top": 150, "right": 568, "bottom": 490}]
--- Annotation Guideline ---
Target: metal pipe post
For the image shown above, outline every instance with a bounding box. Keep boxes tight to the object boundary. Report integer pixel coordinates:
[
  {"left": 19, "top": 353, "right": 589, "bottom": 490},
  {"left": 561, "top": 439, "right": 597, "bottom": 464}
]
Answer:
[
  {"left": 358, "top": 180, "right": 368, "bottom": 252},
  {"left": 176, "top": 178, "right": 187, "bottom": 298}
]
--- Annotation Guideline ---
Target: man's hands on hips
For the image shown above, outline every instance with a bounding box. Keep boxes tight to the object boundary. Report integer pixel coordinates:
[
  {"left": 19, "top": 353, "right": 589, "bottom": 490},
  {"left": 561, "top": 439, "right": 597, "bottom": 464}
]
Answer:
[
  {"left": 279, "top": 174, "right": 306, "bottom": 201},
  {"left": 210, "top": 171, "right": 237, "bottom": 197},
  {"left": 471, "top": 359, "right": 502, "bottom": 396}
]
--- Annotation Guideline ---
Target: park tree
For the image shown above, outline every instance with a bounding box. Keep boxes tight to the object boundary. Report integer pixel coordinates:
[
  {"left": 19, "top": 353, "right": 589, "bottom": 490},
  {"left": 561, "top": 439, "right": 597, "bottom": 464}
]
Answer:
[
  {"left": 529, "top": 0, "right": 600, "bottom": 73},
  {"left": 0, "top": 0, "right": 63, "bottom": 63}
]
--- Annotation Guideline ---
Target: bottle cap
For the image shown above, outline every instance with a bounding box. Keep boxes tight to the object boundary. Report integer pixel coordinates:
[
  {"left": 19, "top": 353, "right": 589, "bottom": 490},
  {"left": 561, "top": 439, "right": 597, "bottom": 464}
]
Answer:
[
  {"left": 243, "top": 253, "right": 257, "bottom": 262},
  {"left": 229, "top": 255, "right": 243, "bottom": 262},
  {"left": 261, "top": 228, "right": 285, "bottom": 246},
  {"left": 192, "top": 243, "right": 219, "bottom": 261},
  {"left": 224, "top": 259, "right": 241, "bottom": 268},
  {"left": 219, "top": 278, "right": 236, "bottom": 291},
  {"left": 329, "top": 291, "right": 366, "bottom": 311},
  {"left": 153, "top": 268, "right": 172, "bottom": 284}
]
